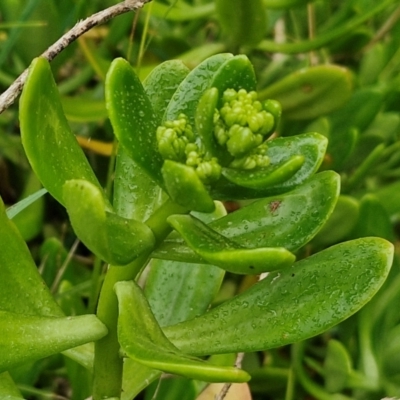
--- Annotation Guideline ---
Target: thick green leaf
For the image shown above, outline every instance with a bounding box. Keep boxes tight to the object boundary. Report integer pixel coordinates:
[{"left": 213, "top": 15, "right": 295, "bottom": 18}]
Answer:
[
  {"left": 113, "top": 149, "right": 165, "bottom": 221},
  {"left": 19, "top": 57, "right": 102, "bottom": 206},
  {"left": 216, "top": 0, "right": 267, "bottom": 47},
  {"left": 113, "top": 60, "right": 188, "bottom": 220},
  {"left": 143, "top": 60, "right": 190, "bottom": 123},
  {"left": 154, "top": 171, "right": 340, "bottom": 262},
  {"left": 106, "top": 58, "right": 164, "bottom": 185},
  {"left": 211, "top": 171, "right": 340, "bottom": 250},
  {"left": 0, "top": 311, "right": 107, "bottom": 373},
  {"left": 63, "top": 179, "right": 155, "bottom": 265},
  {"left": 122, "top": 360, "right": 160, "bottom": 400},
  {"left": 115, "top": 281, "right": 250, "bottom": 383},
  {"left": 211, "top": 132, "right": 328, "bottom": 199},
  {"left": 0, "top": 197, "right": 97, "bottom": 370},
  {"left": 145, "top": 259, "right": 224, "bottom": 326},
  {"left": 146, "top": 202, "right": 227, "bottom": 327},
  {"left": 165, "top": 238, "right": 393, "bottom": 354},
  {"left": 258, "top": 65, "right": 353, "bottom": 120},
  {"left": 222, "top": 155, "right": 304, "bottom": 189},
  {"left": 162, "top": 160, "right": 215, "bottom": 213},
  {"left": 195, "top": 87, "right": 220, "bottom": 158},
  {"left": 210, "top": 55, "right": 257, "bottom": 96},
  {"left": 0, "top": 196, "right": 62, "bottom": 316},
  {"left": 164, "top": 53, "right": 233, "bottom": 126},
  {"left": 167, "top": 214, "right": 295, "bottom": 274},
  {"left": 145, "top": 377, "right": 197, "bottom": 400}
]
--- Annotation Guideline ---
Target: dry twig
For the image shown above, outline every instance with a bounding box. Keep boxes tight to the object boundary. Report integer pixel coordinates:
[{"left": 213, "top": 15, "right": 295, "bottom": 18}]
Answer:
[
  {"left": 215, "top": 352, "right": 245, "bottom": 400},
  {"left": 0, "top": 0, "right": 151, "bottom": 115}
]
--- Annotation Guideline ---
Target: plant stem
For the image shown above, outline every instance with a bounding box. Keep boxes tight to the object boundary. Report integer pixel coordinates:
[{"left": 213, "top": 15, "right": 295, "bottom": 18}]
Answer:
[
  {"left": 93, "top": 256, "right": 149, "bottom": 399},
  {"left": 92, "top": 199, "right": 187, "bottom": 399}
]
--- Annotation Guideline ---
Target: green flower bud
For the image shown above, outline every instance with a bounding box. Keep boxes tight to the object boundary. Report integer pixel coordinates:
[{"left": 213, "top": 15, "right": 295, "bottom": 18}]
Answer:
[
  {"left": 195, "top": 158, "right": 222, "bottom": 184},
  {"left": 212, "top": 88, "right": 279, "bottom": 161},
  {"left": 157, "top": 114, "right": 195, "bottom": 162},
  {"left": 229, "top": 142, "right": 270, "bottom": 170},
  {"left": 227, "top": 126, "right": 262, "bottom": 158}
]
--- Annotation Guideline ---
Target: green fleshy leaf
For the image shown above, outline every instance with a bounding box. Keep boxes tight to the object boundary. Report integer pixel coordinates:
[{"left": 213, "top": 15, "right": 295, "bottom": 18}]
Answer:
[
  {"left": 113, "top": 148, "right": 165, "bottom": 222},
  {"left": 63, "top": 179, "right": 155, "bottom": 265},
  {"left": 106, "top": 58, "right": 164, "bottom": 185},
  {"left": 164, "top": 53, "right": 233, "bottom": 126},
  {"left": 222, "top": 155, "right": 304, "bottom": 189},
  {"left": 0, "top": 196, "right": 62, "bottom": 317},
  {"left": 165, "top": 238, "right": 393, "bottom": 354},
  {"left": 258, "top": 65, "right": 353, "bottom": 120},
  {"left": 195, "top": 87, "right": 220, "bottom": 158},
  {"left": 211, "top": 171, "right": 340, "bottom": 250},
  {"left": 209, "top": 54, "right": 257, "bottom": 96},
  {"left": 211, "top": 132, "right": 328, "bottom": 199},
  {"left": 0, "top": 311, "right": 107, "bottom": 373},
  {"left": 162, "top": 160, "right": 215, "bottom": 213},
  {"left": 143, "top": 60, "right": 190, "bottom": 122},
  {"left": 19, "top": 57, "right": 102, "bottom": 206},
  {"left": 145, "top": 258, "right": 224, "bottom": 326},
  {"left": 122, "top": 360, "right": 160, "bottom": 400},
  {"left": 113, "top": 60, "right": 188, "bottom": 221},
  {"left": 153, "top": 171, "right": 340, "bottom": 262},
  {"left": 146, "top": 201, "right": 227, "bottom": 327},
  {"left": 0, "top": 197, "right": 96, "bottom": 370},
  {"left": 115, "top": 281, "right": 250, "bottom": 383},
  {"left": 167, "top": 214, "right": 295, "bottom": 274}
]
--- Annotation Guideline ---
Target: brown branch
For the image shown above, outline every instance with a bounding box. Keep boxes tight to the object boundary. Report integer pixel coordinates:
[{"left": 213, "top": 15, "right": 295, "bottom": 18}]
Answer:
[
  {"left": 215, "top": 352, "right": 245, "bottom": 400},
  {"left": 0, "top": 0, "right": 151, "bottom": 115}
]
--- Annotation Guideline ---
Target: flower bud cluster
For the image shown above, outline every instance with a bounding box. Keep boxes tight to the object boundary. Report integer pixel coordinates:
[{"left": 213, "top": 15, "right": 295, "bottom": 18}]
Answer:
[
  {"left": 213, "top": 88, "right": 274, "bottom": 168},
  {"left": 229, "top": 143, "right": 270, "bottom": 170},
  {"left": 157, "top": 114, "right": 221, "bottom": 184},
  {"left": 156, "top": 114, "right": 195, "bottom": 162}
]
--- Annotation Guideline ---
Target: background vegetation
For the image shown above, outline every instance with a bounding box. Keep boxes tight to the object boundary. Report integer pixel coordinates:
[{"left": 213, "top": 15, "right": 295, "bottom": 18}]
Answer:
[{"left": 1, "top": 0, "right": 400, "bottom": 399}]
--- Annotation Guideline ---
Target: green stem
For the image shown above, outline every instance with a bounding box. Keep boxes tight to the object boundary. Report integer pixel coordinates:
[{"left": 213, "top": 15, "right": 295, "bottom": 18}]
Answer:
[
  {"left": 92, "top": 199, "right": 188, "bottom": 399},
  {"left": 92, "top": 256, "right": 148, "bottom": 399}
]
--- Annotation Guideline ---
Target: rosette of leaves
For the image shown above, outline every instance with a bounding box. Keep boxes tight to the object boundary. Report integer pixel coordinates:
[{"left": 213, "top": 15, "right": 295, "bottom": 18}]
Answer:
[
  {"left": 107, "top": 53, "right": 328, "bottom": 213},
  {"left": 14, "top": 53, "right": 394, "bottom": 398}
]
